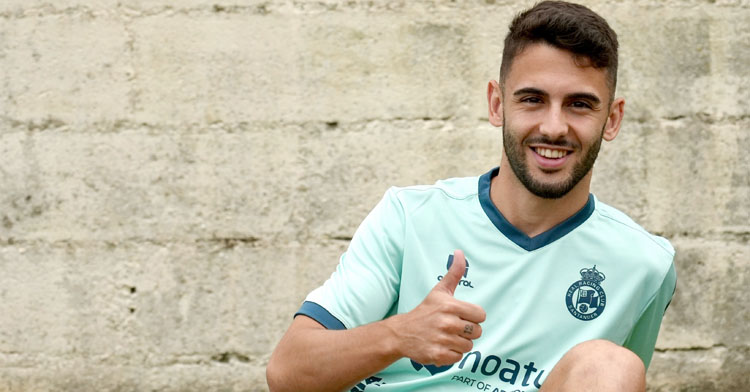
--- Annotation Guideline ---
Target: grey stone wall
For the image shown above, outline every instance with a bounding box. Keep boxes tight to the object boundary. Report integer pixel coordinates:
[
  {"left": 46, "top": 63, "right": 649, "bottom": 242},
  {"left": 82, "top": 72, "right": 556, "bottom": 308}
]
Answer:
[{"left": 0, "top": 0, "right": 747, "bottom": 390}]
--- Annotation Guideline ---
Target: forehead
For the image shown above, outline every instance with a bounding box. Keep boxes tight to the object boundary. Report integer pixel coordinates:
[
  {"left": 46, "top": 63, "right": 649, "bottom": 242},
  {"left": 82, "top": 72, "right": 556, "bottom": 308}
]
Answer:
[{"left": 504, "top": 43, "right": 610, "bottom": 99}]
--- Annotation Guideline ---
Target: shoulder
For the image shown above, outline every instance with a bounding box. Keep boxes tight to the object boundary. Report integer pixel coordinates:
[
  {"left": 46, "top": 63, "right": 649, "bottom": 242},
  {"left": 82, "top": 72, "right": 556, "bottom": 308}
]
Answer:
[
  {"left": 386, "top": 175, "right": 480, "bottom": 207},
  {"left": 587, "top": 196, "right": 676, "bottom": 298},
  {"left": 365, "top": 175, "right": 481, "bottom": 228},
  {"left": 589, "top": 196, "right": 675, "bottom": 260}
]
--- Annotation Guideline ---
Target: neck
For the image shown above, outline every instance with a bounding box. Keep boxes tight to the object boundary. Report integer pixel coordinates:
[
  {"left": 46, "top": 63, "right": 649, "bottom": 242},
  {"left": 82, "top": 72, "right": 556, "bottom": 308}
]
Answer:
[{"left": 491, "top": 157, "right": 592, "bottom": 238}]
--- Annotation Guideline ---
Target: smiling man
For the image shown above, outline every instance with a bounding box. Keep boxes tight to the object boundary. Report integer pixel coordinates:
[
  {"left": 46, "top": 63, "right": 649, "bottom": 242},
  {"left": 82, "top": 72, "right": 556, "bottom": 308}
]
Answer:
[{"left": 267, "top": 2, "right": 676, "bottom": 391}]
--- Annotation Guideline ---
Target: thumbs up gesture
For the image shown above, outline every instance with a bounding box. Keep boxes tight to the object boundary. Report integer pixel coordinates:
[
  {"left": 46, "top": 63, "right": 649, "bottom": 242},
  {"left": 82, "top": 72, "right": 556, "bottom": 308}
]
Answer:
[{"left": 383, "top": 250, "right": 486, "bottom": 367}]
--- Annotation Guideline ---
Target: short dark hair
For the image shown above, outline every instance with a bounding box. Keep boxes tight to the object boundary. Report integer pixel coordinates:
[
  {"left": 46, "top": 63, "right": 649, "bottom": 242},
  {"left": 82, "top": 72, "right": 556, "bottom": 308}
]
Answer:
[{"left": 500, "top": 1, "right": 619, "bottom": 99}]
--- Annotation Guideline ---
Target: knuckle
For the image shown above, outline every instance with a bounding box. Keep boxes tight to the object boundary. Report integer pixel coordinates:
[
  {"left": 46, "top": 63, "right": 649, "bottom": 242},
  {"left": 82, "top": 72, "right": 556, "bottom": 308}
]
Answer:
[
  {"left": 442, "top": 351, "right": 462, "bottom": 365},
  {"left": 437, "top": 301, "right": 455, "bottom": 313},
  {"left": 471, "top": 306, "right": 487, "bottom": 323},
  {"left": 435, "top": 334, "right": 453, "bottom": 347},
  {"left": 437, "top": 316, "right": 456, "bottom": 332},
  {"left": 433, "top": 352, "right": 451, "bottom": 366},
  {"left": 429, "top": 347, "right": 445, "bottom": 362}
]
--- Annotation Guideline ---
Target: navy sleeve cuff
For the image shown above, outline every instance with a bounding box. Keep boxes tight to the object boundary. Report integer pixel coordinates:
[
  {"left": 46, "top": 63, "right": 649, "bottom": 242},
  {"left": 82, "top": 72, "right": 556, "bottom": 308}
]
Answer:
[{"left": 294, "top": 301, "right": 347, "bottom": 330}]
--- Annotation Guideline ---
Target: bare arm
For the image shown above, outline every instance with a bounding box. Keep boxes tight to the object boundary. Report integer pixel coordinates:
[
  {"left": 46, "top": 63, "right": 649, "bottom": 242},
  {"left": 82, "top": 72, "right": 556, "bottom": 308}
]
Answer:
[
  {"left": 266, "top": 250, "right": 485, "bottom": 392},
  {"left": 266, "top": 315, "right": 402, "bottom": 392}
]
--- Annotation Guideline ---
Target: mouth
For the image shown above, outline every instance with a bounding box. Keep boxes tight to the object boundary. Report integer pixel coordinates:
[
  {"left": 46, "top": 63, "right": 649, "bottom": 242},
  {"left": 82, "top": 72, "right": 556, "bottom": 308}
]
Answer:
[
  {"left": 532, "top": 147, "right": 570, "bottom": 159},
  {"left": 529, "top": 146, "right": 573, "bottom": 170}
]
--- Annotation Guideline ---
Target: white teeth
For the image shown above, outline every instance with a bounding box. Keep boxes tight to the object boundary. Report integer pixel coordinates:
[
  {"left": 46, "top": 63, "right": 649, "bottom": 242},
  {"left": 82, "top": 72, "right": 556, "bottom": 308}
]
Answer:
[{"left": 535, "top": 148, "right": 568, "bottom": 159}]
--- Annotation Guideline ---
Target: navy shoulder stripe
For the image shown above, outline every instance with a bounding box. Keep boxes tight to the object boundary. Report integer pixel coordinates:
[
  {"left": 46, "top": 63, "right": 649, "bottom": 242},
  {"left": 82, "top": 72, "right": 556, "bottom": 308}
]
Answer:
[{"left": 295, "top": 301, "right": 347, "bottom": 330}]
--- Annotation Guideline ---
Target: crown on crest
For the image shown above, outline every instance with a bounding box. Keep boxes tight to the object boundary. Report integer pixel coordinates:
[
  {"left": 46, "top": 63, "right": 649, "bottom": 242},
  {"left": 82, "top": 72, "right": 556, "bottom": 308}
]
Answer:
[{"left": 580, "top": 265, "right": 605, "bottom": 283}]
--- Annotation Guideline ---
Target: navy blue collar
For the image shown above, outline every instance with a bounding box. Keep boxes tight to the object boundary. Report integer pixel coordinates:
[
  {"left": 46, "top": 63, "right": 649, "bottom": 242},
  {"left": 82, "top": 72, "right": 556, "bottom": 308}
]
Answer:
[{"left": 478, "top": 167, "right": 595, "bottom": 251}]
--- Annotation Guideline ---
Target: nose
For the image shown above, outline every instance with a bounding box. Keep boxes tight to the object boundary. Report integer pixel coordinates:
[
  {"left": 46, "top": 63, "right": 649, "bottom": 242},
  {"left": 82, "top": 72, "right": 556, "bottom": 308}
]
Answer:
[{"left": 539, "top": 107, "right": 568, "bottom": 140}]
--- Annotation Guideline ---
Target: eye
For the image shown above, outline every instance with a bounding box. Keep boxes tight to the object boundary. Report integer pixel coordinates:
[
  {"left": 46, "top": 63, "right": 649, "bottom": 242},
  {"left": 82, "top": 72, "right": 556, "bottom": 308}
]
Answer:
[
  {"left": 521, "top": 96, "right": 543, "bottom": 104},
  {"left": 571, "top": 100, "right": 593, "bottom": 109}
]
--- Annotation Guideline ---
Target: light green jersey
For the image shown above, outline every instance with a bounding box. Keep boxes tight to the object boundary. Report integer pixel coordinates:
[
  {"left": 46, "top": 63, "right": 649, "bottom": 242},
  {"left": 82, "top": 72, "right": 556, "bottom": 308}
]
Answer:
[{"left": 298, "top": 167, "right": 676, "bottom": 392}]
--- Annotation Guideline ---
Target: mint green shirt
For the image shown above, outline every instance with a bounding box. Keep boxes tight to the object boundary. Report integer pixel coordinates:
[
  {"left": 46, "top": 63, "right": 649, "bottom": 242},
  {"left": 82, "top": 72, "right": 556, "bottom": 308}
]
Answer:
[{"left": 298, "top": 168, "right": 676, "bottom": 392}]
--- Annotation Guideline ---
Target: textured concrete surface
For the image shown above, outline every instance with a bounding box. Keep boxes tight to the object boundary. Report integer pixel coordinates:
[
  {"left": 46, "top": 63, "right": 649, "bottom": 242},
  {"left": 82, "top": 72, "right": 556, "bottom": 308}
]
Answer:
[{"left": 0, "top": 1, "right": 748, "bottom": 391}]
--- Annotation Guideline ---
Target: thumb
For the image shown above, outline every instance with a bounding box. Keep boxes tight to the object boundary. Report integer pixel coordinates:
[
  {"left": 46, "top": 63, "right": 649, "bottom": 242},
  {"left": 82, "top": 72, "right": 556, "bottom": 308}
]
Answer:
[{"left": 436, "top": 249, "right": 466, "bottom": 295}]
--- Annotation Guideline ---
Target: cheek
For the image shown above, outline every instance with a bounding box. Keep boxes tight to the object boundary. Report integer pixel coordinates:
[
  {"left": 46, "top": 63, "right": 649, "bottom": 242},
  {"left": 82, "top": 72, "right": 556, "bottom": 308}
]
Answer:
[
  {"left": 505, "top": 112, "right": 536, "bottom": 133},
  {"left": 570, "top": 118, "right": 606, "bottom": 141}
]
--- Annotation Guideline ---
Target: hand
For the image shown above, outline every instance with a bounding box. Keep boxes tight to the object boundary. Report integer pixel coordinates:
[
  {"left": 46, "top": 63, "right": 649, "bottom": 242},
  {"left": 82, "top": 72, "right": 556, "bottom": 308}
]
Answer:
[{"left": 385, "top": 249, "right": 486, "bottom": 367}]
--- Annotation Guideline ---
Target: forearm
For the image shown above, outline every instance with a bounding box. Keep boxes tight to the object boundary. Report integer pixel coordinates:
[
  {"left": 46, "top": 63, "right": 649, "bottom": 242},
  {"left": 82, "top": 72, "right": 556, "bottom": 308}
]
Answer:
[
  {"left": 266, "top": 315, "right": 404, "bottom": 392},
  {"left": 267, "top": 251, "right": 484, "bottom": 391}
]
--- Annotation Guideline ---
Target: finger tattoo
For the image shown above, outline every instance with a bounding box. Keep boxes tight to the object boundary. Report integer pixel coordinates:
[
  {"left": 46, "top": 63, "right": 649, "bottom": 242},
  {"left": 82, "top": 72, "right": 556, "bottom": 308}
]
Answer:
[{"left": 463, "top": 324, "right": 474, "bottom": 335}]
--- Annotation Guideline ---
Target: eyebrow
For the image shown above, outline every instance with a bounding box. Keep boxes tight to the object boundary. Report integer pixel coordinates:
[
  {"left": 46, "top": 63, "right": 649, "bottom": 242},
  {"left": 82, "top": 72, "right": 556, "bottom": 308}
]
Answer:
[
  {"left": 513, "top": 87, "right": 547, "bottom": 98},
  {"left": 513, "top": 88, "right": 602, "bottom": 106},
  {"left": 567, "top": 92, "right": 602, "bottom": 106}
]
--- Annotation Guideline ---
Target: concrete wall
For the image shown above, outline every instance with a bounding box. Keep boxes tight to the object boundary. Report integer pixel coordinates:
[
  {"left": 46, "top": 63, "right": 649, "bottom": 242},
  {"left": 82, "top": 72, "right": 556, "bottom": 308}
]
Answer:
[{"left": 0, "top": 0, "right": 747, "bottom": 390}]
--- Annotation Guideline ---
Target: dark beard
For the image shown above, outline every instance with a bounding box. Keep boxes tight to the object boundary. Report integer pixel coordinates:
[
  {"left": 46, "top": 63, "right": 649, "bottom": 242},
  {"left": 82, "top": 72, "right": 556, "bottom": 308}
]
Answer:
[{"left": 502, "top": 120, "right": 604, "bottom": 199}]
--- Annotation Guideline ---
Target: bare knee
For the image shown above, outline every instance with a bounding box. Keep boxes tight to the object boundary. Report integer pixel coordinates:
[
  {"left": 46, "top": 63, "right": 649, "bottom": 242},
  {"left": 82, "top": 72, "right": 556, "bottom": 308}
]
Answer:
[
  {"left": 569, "top": 339, "right": 644, "bottom": 372},
  {"left": 541, "top": 340, "right": 645, "bottom": 392}
]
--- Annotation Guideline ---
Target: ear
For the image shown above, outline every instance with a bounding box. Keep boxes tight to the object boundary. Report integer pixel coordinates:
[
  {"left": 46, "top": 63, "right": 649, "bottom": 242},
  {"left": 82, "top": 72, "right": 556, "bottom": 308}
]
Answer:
[
  {"left": 602, "top": 98, "right": 625, "bottom": 141},
  {"left": 487, "top": 80, "right": 504, "bottom": 127}
]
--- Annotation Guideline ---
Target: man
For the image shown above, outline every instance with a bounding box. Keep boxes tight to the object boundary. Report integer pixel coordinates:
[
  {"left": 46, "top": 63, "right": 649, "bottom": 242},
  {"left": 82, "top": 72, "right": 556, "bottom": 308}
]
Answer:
[{"left": 267, "top": 2, "right": 676, "bottom": 391}]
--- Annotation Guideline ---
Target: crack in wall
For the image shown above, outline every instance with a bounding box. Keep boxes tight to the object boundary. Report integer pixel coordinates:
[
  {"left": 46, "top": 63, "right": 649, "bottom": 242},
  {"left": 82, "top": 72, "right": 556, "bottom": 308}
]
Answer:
[
  {"left": 0, "top": 352, "right": 267, "bottom": 368},
  {"left": 0, "top": 237, "right": 265, "bottom": 248},
  {"left": 1, "top": 113, "right": 748, "bottom": 134},
  {"left": 211, "top": 351, "right": 250, "bottom": 363},
  {"left": 327, "top": 235, "right": 353, "bottom": 241},
  {"left": 0, "top": 3, "right": 275, "bottom": 20},
  {"left": 0, "top": 5, "right": 106, "bottom": 20},
  {"left": 655, "top": 343, "right": 729, "bottom": 353},
  {"left": 3, "top": 0, "right": 747, "bottom": 21},
  {"left": 0, "top": 227, "right": 747, "bottom": 248},
  {"left": 117, "top": 5, "right": 140, "bottom": 117}
]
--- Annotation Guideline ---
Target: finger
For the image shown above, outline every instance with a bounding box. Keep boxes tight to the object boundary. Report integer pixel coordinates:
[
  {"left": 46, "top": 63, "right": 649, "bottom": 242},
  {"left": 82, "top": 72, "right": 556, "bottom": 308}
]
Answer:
[
  {"left": 458, "top": 322, "right": 483, "bottom": 340},
  {"left": 429, "top": 337, "right": 474, "bottom": 366},
  {"left": 447, "top": 335, "right": 474, "bottom": 355},
  {"left": 435, "top": 249, "right": 466, "bottom": 295},
  {"left": 430, "top": 349, "right": 464, "bottom": 367},
  {"left": 453, "top": 300, "right": 487, "bottom": 324}
]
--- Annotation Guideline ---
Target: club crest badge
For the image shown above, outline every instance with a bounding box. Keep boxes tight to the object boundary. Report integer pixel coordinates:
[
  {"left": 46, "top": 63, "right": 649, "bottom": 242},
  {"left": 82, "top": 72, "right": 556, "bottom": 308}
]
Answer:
[{"left": 566, "top": 265, "right": 606, "bottom": 321}]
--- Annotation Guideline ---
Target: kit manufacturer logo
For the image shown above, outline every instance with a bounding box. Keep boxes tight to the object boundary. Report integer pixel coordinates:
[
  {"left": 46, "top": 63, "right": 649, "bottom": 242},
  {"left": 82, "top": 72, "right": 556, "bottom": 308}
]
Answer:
[{"left": 437, "top": 254, "right": 474, "bottom": 288}]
